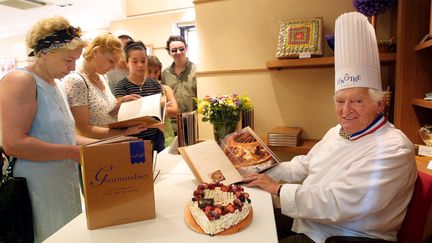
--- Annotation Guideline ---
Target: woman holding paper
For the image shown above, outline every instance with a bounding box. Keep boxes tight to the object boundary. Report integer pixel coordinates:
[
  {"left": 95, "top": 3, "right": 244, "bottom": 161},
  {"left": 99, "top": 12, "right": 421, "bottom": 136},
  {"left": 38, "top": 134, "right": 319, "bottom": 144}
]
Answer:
[
  {"left": 113, "top": 41, "right": 165, "bottom": 152},
  {"left": 63, "top": 33, "right": 146, "bottom": 139}
]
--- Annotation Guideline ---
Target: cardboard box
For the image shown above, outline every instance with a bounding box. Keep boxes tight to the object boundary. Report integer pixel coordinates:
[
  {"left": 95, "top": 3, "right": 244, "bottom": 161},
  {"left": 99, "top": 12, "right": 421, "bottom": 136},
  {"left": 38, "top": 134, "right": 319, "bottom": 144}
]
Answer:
[{"left": 81, "top": 140, "right": 155, "bottom": 229}]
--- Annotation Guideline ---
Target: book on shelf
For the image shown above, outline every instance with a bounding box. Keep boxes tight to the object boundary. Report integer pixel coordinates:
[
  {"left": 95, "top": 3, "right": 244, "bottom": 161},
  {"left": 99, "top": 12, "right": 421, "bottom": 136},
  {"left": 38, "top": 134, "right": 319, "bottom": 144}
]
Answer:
[
  {"left": 241, "top": 109, "right": 254, "bottom": 130},
  {"left": 177, "top": 111, "right": 198, "bottom": 148},
  {"left": 80, "top": 139, "right": 156, "bottom": 229},
  {"left": 267, "top": 126, "right": 301, "bottom": 147},
  {"left": 178, "top": 126, "right": 280, "bottom": 185},
  {"left": 108, "top": 93, "right": 166, "bottom": 129}
]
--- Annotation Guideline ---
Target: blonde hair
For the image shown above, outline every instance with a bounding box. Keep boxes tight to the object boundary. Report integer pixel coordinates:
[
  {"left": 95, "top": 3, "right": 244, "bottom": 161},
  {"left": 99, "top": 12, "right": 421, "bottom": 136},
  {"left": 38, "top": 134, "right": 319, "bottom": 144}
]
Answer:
[
  {"left": 83, "top": 33, "right": 124, "bottom": 61},
  {"left": 26, "top": 16, "right": 87, "bottom": 56}
]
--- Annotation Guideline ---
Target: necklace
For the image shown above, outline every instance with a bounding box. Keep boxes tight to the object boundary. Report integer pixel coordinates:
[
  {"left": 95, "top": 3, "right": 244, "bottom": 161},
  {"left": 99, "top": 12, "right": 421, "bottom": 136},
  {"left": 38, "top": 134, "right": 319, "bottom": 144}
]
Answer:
[
  {"left": 127, "top": 75, "right": 146, "bottom": 91},
  {"left": 82, "top": 64, "right": 105, "bottom": 91}
]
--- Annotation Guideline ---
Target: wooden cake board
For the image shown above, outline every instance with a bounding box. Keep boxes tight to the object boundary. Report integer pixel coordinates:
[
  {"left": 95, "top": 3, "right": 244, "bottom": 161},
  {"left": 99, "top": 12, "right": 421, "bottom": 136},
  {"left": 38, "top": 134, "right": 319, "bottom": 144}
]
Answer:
[{"left": 184, "top": 206, "right": 253, "bottom": 235}]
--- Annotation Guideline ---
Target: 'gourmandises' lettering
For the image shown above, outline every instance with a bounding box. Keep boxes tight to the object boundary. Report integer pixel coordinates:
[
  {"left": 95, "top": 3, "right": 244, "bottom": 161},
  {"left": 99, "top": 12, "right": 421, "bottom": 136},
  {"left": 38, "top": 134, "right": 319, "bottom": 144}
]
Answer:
[{"left": 90, "top": 165, "right": 148, "bottom": 187}]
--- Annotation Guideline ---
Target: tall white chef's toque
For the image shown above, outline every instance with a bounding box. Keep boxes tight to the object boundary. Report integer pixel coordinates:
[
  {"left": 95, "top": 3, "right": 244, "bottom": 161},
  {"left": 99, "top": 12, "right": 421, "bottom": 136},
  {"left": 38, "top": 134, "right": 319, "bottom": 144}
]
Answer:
[{"left": 334, "top": 12, "right": 381, "bottom": 92}]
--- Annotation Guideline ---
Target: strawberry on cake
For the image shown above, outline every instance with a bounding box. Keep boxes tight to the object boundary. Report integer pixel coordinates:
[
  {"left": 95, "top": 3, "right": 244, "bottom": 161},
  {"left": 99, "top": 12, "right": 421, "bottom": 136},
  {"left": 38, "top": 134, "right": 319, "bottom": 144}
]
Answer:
[{"left": 188, "top": 182, "right": 252, "bottom": 235}]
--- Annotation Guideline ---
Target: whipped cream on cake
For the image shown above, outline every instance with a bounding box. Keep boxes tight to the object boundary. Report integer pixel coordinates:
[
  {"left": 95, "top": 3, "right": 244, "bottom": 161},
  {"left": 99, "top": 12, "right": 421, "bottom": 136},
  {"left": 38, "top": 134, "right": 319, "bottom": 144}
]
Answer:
[{"left": 188, "top": 182, "right": 252, "bottom": 235}]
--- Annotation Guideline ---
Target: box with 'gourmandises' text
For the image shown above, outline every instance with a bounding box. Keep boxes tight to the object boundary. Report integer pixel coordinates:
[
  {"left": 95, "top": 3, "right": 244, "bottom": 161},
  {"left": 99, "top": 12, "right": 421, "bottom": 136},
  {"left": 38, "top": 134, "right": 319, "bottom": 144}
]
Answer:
[{"left": 81, "top": 140, "right": 155, "bottom": 230}]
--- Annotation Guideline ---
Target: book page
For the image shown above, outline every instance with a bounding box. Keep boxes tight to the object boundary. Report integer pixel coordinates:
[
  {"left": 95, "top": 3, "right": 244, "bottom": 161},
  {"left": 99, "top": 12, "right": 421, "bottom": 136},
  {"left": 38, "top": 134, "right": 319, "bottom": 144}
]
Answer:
[
  {"left": 85, "top": 135, "right": 140, "bottom": 146},
  {"left": 118, "top": 93, "right": 162, "bottom": 122},
  {"left": 219, "top": 126, "right": 280, "bottom": 177},
  {"left": 160, "top": 95, "right": 166, "bottom": 123},
  {"left": 179, "top": 140, "right": 243, "bottom": 185}
]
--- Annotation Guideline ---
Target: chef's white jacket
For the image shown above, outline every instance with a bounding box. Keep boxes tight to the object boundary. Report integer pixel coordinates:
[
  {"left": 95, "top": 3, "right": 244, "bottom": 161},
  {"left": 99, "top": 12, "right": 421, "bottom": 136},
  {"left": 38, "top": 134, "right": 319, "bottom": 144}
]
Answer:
[{"left": 267, "top": 122, "right": 417, "bottom": 243}]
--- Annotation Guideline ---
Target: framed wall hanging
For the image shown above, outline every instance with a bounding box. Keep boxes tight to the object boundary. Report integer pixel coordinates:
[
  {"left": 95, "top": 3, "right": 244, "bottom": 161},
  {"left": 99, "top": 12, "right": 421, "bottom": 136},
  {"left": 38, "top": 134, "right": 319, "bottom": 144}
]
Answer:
[{"left": 276, "top": 17, "right": 323, "bottom": 59}]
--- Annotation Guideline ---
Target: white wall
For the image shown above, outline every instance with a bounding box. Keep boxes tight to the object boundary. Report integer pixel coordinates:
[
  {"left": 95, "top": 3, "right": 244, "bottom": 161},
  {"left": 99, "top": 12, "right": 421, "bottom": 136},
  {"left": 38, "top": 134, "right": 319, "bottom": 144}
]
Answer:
[
  {"left": 110, "top": 8, "right": 195, "bottom": 70},
  {"left": 126, "top": 0, "right": 193, "bottom": 16}
]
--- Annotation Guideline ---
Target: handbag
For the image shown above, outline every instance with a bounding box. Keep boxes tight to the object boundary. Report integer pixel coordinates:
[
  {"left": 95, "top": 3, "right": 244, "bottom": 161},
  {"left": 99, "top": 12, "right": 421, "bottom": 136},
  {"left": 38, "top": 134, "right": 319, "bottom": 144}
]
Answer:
[{"left": 0, "top": 146, "right": 34, "bottom": 243}]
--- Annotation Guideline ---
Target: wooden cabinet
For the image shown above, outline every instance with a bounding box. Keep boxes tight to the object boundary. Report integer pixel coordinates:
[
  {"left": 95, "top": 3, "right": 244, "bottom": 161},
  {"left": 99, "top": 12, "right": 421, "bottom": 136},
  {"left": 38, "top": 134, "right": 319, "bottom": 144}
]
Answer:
[{"left": 394, "top": 0, "right": 432, "bottom": 145}]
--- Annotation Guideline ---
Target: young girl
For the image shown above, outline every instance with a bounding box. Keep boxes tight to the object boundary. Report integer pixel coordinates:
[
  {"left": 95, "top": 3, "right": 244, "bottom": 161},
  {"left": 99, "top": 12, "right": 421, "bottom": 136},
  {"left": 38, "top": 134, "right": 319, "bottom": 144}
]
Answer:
[
  {"left": 147, "top": 55, "right": 179, "bottom": 146},
  {"left": 113, "top": 41, "right": 166, "bottom": 152}
]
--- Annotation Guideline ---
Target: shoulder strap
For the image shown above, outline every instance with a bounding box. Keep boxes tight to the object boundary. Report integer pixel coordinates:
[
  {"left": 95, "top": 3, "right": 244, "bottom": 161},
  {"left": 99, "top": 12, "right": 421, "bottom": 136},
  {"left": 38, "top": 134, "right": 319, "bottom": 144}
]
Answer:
[
  {"left": 73, "top": 72, "right": 90, "bottom": 101},
  {"left": 13, "top": 68, "right": 38, "bottom": 99},
  {"left": 74, "top": 72, "right": 89, "bottom": 90}
]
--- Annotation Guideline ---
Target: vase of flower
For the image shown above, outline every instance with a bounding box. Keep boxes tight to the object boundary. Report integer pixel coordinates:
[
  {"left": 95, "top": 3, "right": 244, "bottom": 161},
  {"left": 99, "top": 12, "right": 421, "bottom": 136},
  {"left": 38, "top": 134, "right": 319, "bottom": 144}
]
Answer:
[
  {"left": 196, "top": 93, "right": 253, "bottom": 143},
  {"left": 212, "top": 120, "right": 238, "bottom": 143}
]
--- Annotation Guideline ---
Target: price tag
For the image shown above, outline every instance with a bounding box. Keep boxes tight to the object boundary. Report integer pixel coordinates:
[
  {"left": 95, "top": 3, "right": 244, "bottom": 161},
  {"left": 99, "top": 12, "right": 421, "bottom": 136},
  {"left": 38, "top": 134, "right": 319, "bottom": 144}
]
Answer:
[
  {"left": 418, "top": 145, "right": 432, "bottom": 157},
  {"left": 299, "top": 52, "right": 312, "bottom": 59}
]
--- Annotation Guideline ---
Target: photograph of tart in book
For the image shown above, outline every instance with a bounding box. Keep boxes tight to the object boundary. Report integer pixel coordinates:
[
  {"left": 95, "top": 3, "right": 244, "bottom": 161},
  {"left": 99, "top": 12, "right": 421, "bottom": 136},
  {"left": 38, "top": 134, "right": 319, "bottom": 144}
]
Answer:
[
  {"left": 209, "top": 170, "right": 225, "bottom": 183},
  {"left": 220, "top": 126, "right": 280, "bottom": 177}
]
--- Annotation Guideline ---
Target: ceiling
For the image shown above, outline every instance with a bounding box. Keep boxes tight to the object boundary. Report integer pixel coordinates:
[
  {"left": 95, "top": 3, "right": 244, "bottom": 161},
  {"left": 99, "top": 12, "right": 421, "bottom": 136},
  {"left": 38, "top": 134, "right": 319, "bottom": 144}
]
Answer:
[{"left": 0, "top": 0, "right": 125, "bottom": 39}]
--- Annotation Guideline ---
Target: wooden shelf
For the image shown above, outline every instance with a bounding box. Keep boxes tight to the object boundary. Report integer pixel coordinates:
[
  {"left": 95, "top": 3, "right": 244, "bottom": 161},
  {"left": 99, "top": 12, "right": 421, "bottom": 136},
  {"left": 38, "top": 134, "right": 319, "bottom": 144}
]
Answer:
[
  {"left": 412, "top": 99, "right": 432, "bottom": 109},
  {"left": 266, "top": 53, "right": 396, "bottom": 70},
  {"left": 263, "top": 138, "right": 319, "bottom": 155},
  {"left": 415, "top": 38, "right": 432, "bottom": 51}
]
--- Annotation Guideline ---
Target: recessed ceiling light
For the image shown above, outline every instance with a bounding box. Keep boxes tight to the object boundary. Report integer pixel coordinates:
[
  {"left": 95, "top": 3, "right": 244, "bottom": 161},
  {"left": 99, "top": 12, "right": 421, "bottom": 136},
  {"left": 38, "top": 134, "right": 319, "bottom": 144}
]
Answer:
[{"left": 56, "top": 3, "right": 73, "bottom": 7}]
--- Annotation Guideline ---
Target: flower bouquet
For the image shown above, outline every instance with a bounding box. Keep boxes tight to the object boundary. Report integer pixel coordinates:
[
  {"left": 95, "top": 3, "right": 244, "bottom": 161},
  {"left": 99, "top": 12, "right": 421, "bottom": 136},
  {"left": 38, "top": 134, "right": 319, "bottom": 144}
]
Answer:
[
  {"left": 353, "top": 0, "right": 396, "bottom": 17},
  {"left": 196, "top": 94, "right": 253, "bottom": 142}
]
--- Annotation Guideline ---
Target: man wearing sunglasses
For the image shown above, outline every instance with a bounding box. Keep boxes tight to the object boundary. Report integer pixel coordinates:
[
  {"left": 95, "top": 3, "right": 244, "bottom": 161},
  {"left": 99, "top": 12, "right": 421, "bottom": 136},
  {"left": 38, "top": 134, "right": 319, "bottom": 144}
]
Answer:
[{"left": 161, "top": 35, "right": 197, "bottom": 134}]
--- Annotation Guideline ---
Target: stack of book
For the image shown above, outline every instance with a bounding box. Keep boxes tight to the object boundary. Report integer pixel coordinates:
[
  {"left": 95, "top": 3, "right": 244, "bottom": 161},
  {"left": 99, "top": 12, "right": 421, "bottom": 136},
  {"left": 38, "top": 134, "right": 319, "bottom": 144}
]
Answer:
[
  {"left": 267, "top": 127, "right": 302, "bottom": 147},
  {"left": 177, "top": 111, "right": 198, "bottom": 147}
]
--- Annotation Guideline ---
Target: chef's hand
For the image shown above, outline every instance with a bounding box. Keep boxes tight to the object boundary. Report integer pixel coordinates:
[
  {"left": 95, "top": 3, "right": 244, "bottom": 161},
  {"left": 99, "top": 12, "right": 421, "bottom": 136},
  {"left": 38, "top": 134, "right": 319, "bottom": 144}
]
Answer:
[{"left": 243, "top": 173, "right": 280, "bottom": 196}]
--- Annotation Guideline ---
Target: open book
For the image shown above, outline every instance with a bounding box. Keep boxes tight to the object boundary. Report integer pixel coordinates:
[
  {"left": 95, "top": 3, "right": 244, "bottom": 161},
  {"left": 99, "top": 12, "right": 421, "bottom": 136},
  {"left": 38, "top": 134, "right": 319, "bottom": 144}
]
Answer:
[
  {"left": 179, "top": 126, "right": 280, "bottom": 185},
  {"left": 108, "top": 93, "right": 166, "bottom": 129}
]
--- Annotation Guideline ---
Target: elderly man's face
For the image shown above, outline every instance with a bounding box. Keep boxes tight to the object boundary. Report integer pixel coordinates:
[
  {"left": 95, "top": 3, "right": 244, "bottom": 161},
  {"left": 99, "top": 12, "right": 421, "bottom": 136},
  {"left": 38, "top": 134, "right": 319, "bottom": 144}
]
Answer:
[{"left": 334, "top": 88, "right": 384, "bottom": 134}]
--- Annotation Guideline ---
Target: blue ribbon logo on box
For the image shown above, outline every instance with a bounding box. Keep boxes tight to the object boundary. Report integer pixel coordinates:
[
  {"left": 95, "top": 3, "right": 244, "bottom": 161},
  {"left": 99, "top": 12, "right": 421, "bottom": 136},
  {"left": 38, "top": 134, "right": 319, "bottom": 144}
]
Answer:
[{"left": 129, "top": 141, "right": 145, "bottom": 164}]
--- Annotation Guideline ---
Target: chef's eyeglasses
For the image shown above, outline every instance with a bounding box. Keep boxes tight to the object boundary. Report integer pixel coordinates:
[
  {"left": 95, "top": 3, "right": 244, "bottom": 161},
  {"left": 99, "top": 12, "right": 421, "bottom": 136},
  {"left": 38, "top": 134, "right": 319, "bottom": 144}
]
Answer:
[{"left": 170, "top": 47, "right": 185, "bottom": 53}]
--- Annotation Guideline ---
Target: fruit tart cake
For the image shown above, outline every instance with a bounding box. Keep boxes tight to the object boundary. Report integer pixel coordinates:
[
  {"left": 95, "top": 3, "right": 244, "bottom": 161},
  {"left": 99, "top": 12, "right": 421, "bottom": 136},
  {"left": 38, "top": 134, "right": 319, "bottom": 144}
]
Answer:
[{"left": 188, "top": 182, "right": 252, "bottom": 235}]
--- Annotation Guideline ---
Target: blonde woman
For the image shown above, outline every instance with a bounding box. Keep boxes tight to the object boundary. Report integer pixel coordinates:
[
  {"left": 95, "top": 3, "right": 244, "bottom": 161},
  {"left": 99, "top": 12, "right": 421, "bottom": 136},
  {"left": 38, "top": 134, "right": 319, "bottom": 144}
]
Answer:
[
  {"left": 63, "top": 33, "right": 145, "bottom": 139},
  {"left": 0, "top": 16, "right": 93, "bottom": 242}
]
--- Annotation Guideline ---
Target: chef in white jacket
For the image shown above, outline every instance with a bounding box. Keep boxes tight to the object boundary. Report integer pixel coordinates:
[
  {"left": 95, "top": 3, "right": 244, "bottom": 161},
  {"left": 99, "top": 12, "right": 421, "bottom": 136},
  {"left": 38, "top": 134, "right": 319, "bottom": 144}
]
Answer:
[{"left": 244, "top": 12, "right": 417, "bottom": 243}]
